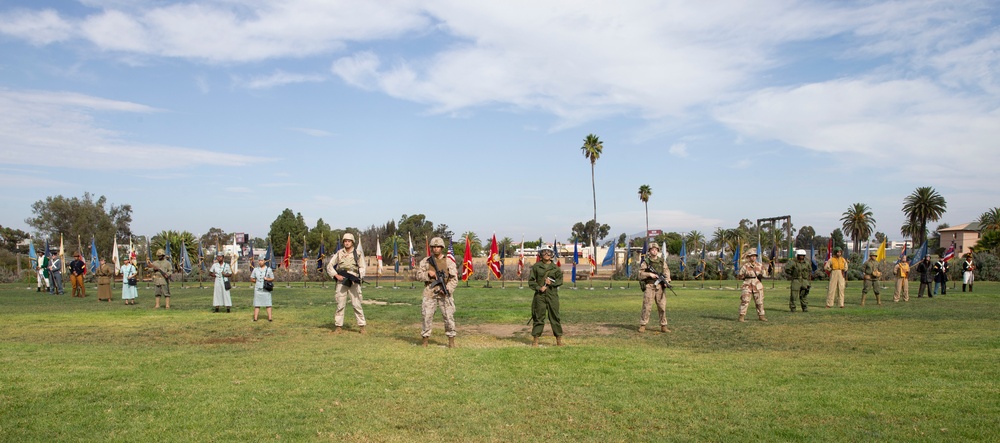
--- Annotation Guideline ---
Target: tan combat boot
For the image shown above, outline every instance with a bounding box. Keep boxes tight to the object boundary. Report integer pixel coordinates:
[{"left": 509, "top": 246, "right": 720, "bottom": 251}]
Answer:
[
  {"left": 421, "top": 337, "right": 429, "bottom": 347},
  {"left": 531, "top": 336, "right": 539, "bottom": 347},
  {"left": 738, "top": 314, "right": 745, "bottom": 322},
  {"left": 860, "top": 294, "right": 866, "bottom": 306},
  {"left": 758, "top": 315, "right": 768, "bottom": 322},
  {"left": 555, "top": 336, "right": 565, "bottom": 346},
  {"left": 334, "top": 326, "right": 342, "bottom": 334},
  {"left": 660, "top": 325, "right": 671, "bottom": 333},
  {"left": 448, "top": 337, "right": 455, "bottom": 348},
  {"left": 638, "top": 325, "right": 646, "bottom": 333},
  {"left": 359, "top": 326, "right": 366, "bottom": 335}
]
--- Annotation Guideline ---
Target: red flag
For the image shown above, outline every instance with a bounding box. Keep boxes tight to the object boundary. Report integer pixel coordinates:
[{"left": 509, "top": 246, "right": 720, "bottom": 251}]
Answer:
[
  {"left": 517, "top": 239, "right": 524, "bottom": 278},
  {"left": 487, "top": 234, "right": 501, "bottom": 279},
  {"left": 282, "top": 234, "right": 291, "bottom": 269},
  {"left": 461, "top": 235, "right": 474, "bottom": 281},
  {"left": 827, "top": 238, "right": 833, "bottom": 260},
  {"left": 942, "top": 242, "right": 956, "bottom": 262},
  {"left": 589, "top": 254, "right": 597, "bottom": 276},
  {"left": 553, "top": 238, "right": 561, "bottom": 267}
]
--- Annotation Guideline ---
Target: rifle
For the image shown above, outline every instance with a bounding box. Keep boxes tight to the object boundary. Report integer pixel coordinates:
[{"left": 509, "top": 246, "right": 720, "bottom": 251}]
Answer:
[
  {"left": 650, "top": 271, "right": 678, "bottom": 296},
  {"left": 336, "top": 269, "right": 363, "bottom": 287},
  {"left": 427, "top": 256, "right": 450, "bottom": 297},
  {"left": 147, "top": 261, "right": 172, "bottom": 281}
]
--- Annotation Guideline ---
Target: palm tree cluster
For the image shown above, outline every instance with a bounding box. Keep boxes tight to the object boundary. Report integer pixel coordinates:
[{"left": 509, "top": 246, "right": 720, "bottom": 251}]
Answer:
[
  {"left": 902, "top": 187, "right": 946, "bottom": 247},
  {"left": 841, "top": 203, "right": 876, "bottom": 253}
]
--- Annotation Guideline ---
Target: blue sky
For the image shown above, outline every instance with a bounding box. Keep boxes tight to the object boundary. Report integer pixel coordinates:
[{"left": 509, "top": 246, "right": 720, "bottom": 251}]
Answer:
[{"left": 1, "top": 0, "right": 997, "bottom": 245}]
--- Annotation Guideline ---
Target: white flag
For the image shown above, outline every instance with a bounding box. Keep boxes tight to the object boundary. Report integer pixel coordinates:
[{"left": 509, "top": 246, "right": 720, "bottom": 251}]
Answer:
[
  {"left": 356, "top": 237, "right": 367, "bottom": 279},
  {"left": 112, "top": 237, "right": 120, "bottom": 273},
  {"left": 375, "top": 236, "right": 383, "bottom": 276}
]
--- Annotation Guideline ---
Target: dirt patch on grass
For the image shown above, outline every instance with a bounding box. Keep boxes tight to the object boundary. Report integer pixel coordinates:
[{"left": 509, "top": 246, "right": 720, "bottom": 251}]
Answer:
[
  {"left": 361, "top": 299, "right": 412, "bottom": 306},
  {"left": 457, "top": 323, "right": 617, "bottom": 337}
]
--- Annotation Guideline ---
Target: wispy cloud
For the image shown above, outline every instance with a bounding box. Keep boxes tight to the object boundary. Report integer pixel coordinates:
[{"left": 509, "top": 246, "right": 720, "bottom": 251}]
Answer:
[
  {"left": 669, "top": 143, "right": 688, "bottom": 158},
  {"left": 0, "top": 89, "right": 273, "bottom": 170},
  {"left": 288, "top": 127, "right": 333, "bottom": 137},
  {"left": 234, "top": 70, "right": 325, "bottom": 89}
]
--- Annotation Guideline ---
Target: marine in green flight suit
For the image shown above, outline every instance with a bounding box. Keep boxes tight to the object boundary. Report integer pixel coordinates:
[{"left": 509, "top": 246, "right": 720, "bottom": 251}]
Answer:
[
  {"left": 783, "top": 249, "right": 812, "bottom": 312},
  {"left": 528, "top": 246, "right": 564, "bottom": 346}
]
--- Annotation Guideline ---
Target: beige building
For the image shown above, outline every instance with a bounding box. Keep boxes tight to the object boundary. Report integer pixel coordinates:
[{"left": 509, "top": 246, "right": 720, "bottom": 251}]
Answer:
[{"left": 937, "top": 222, "right": 981, "bottom": 257}]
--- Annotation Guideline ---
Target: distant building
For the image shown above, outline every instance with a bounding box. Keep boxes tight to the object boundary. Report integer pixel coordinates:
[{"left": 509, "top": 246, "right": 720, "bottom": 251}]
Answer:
[{"left": 937, "top": 222, "right": 981, "bottom": 256}]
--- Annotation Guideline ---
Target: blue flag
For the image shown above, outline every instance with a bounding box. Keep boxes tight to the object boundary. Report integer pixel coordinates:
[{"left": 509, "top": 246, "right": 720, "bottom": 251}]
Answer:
[
  {"left": 28, "top": 239, "right": 37, "bottom": 263},
  {"left": 393, "top": 237, "right": 399, "bottom": 273},
  {"left": 571, "top": 238, "right": 578, "bottom": 283},
  {"left": 717, "top": 248, "right": 725, "bottom": 273},
  {"left": 500, "top": 243, "right": 506, "bottom": 274},
  {"left": 639, "top": 238, "right": 649, "bottom": 266},
  {"left": 181, "top": 241, "right": 192, "bottom": 274},
  {"left": 733, "top": 244, "right": 740, "bottom": 275},
  {"left": 199, "top": 243, "right": 206, "bottom": 271},
  {"left": 909, "top": 241, "right": 928, "bottom": 266},
  {"left": 863, "top": 241, "right": 870, "bottom": 262},
  {"left": 602, "top": 241, "right": 615, "bottom": 266},
  {"left": 679, "top": 237, "right": 687, "bottom": 273},
  {"left": 45, "top": 238, "right": 50, "bottom": 258},
  {"left": 265, "top": 240, "right": 274, "bottom": 270},
  {"left": 810, "top": 243, "right": 818, "bottom": 272},
  {"left": 247, "top": 242, "right": 254, "bottom": 264},
  {"left": 696, "top": 246, "right": 706, "bottom": 275},
  {"left": 316, "top": 242, "right": 325, "bottom": 271},
  {"left": 89, "top": 237, "right": 99, "bottom": 273},
  {"left": 756, "top": 240, "right": 762, "bottom": 264}
]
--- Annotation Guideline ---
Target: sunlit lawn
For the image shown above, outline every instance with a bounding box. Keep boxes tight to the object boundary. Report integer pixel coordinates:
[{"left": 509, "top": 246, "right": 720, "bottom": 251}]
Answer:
[{"left": 1, "top": 279, "right": 997, "bottom": 441}]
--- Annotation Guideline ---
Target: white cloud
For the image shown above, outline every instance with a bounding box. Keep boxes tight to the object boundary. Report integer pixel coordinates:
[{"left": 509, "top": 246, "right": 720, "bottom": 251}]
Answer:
[
  {"left": 0, "top": 89, "right": 272, "bottom": 170},
  {"left": 234, "top": 70, "right": 326, "bottom": 89},
  {"left": 0, "top": 8, "right": 75, "bottom": 45},
  {"left": 669, "top": 143, "right": 688, "bottom": 158},
  {"left": 288, "top": 127, "right": 333, "bottom": 137},
  {"left": 226, "top": 186, "right": 252, "bottom": 193}
]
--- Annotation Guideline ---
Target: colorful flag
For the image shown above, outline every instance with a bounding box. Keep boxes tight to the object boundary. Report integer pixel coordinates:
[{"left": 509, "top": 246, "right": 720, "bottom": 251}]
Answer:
[
  {"left": 863, "top": 241, "right": 871, "bottom": 262},
  {"left": 59, "top": 234, "right": 66, "bottom": 274},
  {"left": 461, "top": 235, "right": 474, "bottom": 281},
  {"left": 393, "top": 237, "right": 399, "bottom": 273},
  {"left": 89, "top": 237, "right": 99, "bottom": 274},
  {"left": 602, "top": 240, "right": 615, "bottom": 266},
  {"left": 408, "top": 233, "right": 415, "bottom": 270},
  {"left": 44, "top": 238, "right": 50, "bottom": 262},
  {"left": 696, "top": 246, "right": 706, "bottom": 275},
  {"left": 499, "top": 242, "right": 506, "bottom": 275},
  {"left": 571, "top": 238, "right": 578, "bottom": 283},
  {"left": 717, "top": 247, "right": 725, "bottom": 273},
  {"left": 302, "top": 235, "right": 308, "bottom": 277},
  {"left": 679, "top": 237, "right": 687, "bottom": 274},
  {"left": 28, "top": 238, "right": 37, "bottom": 268},
  {"left": 487, "top": 234, "right": 502, "bottom": 279},
  {"left": 112, "top": 237, "right": 120, "bottom": 273},
  {"left": 810, "top": 243, "right": 818, "bottom": 272},
  {"left": 589, "top": 237, "right": 597, "bottom": 277},
  {"left": 181, "top": 241, "right": 192, "bottom": 274},
  {"left": 909, "top": 241, "right": 928, "bottom": 266},
  {"left": 876, "top": 239, "right": 887, "bottom": 262},
  {"left": 129, "top": 236, "right": 135, "bottom": 261},
  {"left": 374, "top": 236, "right": 382, "bottom": 276},
  {"left": 517, "top": 236, "right": 525, "bottom": 278},
  {"left": 942, "top": 241, "right": 956, "bottom": 262},
  {"left": 733, "top": 244, "right": 740, "bottom": 275},
  {"left": 199, "top": 242, "right": 206, "bottom": 272},
  {"left": 897, "top": 242, "right": 908, "bottom": 264},
  {"left": 282, "top": 234, "right": 291, "bottom": 269},
  {"left": 447, "top": 238, "right": 456, "bottom": 264},
  {"left": 553, "top": 237, "right": 561, "bottom": 267},
  {"left": 355, "top": 237, "right": 366, "bottom": 279},
  {"left": 827, "top": 238, "right": 833, "bottom": 260}
]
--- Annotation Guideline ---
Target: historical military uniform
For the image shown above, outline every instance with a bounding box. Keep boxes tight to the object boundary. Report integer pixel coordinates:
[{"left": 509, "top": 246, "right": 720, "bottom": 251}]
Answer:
[
  {"left": 916, "top": 257, "right": 933, "bottom": 298},
  {"left": 325, "top": 233, "right": 367, "bottom": 333},
  {"left": 824, "top": 248, "right": 848, "bottom": 308},
  {"left": 69, "top": 254, "right": 87, "bottom": 297},
  {"left": 36, "top": 255, "right": 50, "bottom": 292},
  {"left": 860, "top": 257, "right": 882, "bottom": 306},
  {"left": 893, "top": 259, "right": 910, "bottom": 302},
  {"left": 417, "top": 237, "right": 460, "bottom": 347},
  {"left": 96, "top": 261, "right": 115, "bottom": 302},
  {"left": 528, "top": 247, "right": 564, "bottom": 345},
  {"left": 932, "top": 257, "right": 948, "bottom": 295},
  {"left": 783, "top": 250, "right": 811, "bottom": 312},
  {"left": 638, "top": 243, "right": 670, "bottom": 332},
  {"left": 49, "top": 253, "right": 63, "bottom": 295},
  {"left": 962, "top": 255, "right": 975, "bottom": 292},
  {"left": 738, "top": 252, "right": 766, "bottom": 322},
  {"left": 149, "top": 249, "right": 173, "bottom": 308}
]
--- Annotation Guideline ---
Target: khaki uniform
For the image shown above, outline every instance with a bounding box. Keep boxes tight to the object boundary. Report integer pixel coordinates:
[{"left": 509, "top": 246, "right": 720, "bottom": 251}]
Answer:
[
  {"left": 149, "top": 258, "right": 172, "bottom": 297},
  {"left": 96, "top": 263, "right": 114, "bottom": 301},
  {"left": 528, "top": 261, "right": 564, "bottom": 337},
  {"left": 326, "top": 248, "right": 366, "bottom": 327},
  {"left": 893, "top": 261, "right": 910, "bottom": 301},
  {"left": 638, "top": 256, "right": 670, "bottom": 327},
  {"left": 417, "top": 255, "right": 459, "bottom": 338},
  {"left": 824, "top": 256, "right": 847, "bottom": 307},
  {"left": 783, "top": 259, "right": 811, "bottom": 311},
  {"left": 738, "top": 261, "right": 766, "bottom": 317},
  {"left": 861, "top": 259, "right": 881, "bottom": 305}
]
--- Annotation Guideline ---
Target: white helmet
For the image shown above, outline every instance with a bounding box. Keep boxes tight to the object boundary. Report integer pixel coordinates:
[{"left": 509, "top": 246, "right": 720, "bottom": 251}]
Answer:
[{"left": 795, "top": 249, "right": 807, "bottom": 256}]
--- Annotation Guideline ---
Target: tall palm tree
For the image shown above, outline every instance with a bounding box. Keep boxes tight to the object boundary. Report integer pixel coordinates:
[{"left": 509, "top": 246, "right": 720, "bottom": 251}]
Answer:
[
  {"left": 687, "top": 230, "right": 705, "bottom": 252},
  {"left": 978, "top": 207, "right": 1000, "bottom": 232},
  {"left": 841, "top": 203, "right": 876, "bottom": 253},
  {"left": 581, "top": 134, "right": 603, "bottom": 257},
  {"left": 711, "top": 227, "right": 727, "bottom": 250},
  {"left": 638, "top": 185, "right": 652, "bottom": 237},
  {"left": 902, "top": 187, "right": 947, "bottom": 247}
]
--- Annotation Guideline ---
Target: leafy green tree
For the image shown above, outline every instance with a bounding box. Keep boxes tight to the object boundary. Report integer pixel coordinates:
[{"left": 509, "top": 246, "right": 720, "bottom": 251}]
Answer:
[
  {"left": 571, "top": 220, "right": 610, "bottom": 244},
  {"left": 638, "top": 185, "right": 652, "bottom": 235},
  {"left": 978, "top": 207, "right": 1000, "bottom": 232},
  {"left": 397, "top": 214, "right": 436, "bottom": 256},
  {"left": 581, "top": 133, "right": 603, "bottom": 255},
  {"left": 0, "top": 225, "right": 30, "bottom": 254},
  {"left": 841, "top": 202, "right": 876, "bottom": 253},
  {"left": 655, "top": 232, "right": 683, "bottom": 254},
  {"left": 25, "top": 192, "right": 132, "bottom": 257},
  {"left": 874, "top": 231, "right": 887, "bottom": 246},
  {"left": 200, "top": 227, "right": 229, "bottom": 247},
  {"left": 974, "top": 230, "right": 1000, "bottom": 254},
  {"left": 795, "top": 225, "right": 816, "bottom": 249},
  {"left": 831, "top": 229, "right": 847, "bottom": 253},
  {"left": 267, "top": 209, "right": 309, "bottom": 258},
  {"left": 150, "top": 230, "right": 197, "bottom": 270},
  {"left": 902, "top": 186, "right": 946, "bottom": 247}
]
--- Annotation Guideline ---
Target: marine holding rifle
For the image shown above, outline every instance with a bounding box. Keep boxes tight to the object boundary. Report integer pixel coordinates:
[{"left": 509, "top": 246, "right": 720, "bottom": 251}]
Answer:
[
  {"left": 528, "top": 245, "right": 565, "bottom": 346},
  {"left": 638, "top": 242, "right": 671, "bottom": 333},
  {"left": 325, "top": 233, "right": 367, "bottom": 334},
  {"left": 738, "top": 250, "right": 767, "bottom": 322},
  {"left": 416, "top": 237, "right": 459, "bottom": 348},
  {"left": 148, "top": 248, "right": 172, "bottom": 309}
]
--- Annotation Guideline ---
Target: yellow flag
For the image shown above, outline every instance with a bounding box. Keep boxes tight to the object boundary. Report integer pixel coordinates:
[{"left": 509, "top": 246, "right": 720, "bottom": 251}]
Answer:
[{"left": 876, "top": 239, "right": 887, "bottom": 262}]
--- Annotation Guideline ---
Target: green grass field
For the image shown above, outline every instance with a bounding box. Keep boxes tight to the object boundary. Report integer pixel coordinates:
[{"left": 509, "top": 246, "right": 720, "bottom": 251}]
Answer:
[{"left": 1, "top": 279, "right": 997, "bottom": 442}]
